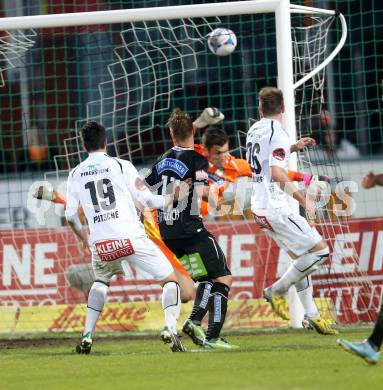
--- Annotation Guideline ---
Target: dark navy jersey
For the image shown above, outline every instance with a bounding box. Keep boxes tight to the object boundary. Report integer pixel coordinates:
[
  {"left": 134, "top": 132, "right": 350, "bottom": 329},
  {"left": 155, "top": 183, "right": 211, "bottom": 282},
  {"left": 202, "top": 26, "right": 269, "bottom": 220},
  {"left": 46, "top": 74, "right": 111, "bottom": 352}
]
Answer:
[{"left": 145, "top": 145, "right": 209, "bottom": 240}]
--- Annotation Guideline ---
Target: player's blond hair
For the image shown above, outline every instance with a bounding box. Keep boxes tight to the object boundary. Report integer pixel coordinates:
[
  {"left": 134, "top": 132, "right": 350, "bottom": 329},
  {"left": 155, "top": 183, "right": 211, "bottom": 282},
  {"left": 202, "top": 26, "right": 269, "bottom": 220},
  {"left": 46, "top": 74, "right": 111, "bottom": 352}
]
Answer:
[
  {"left": 166, "top": 108, "right": 193, "bottom": 141},
  {"left": 259, "top": 87, "right": 284, "bottom": 116}
]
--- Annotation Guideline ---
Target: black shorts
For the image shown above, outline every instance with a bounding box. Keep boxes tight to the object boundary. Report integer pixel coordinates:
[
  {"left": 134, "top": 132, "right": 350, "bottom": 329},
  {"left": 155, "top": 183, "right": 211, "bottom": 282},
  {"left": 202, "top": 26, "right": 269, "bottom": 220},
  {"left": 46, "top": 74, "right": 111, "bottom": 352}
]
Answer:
[{"left": 164, "top": 228, "right": 231, "bottom": 281}]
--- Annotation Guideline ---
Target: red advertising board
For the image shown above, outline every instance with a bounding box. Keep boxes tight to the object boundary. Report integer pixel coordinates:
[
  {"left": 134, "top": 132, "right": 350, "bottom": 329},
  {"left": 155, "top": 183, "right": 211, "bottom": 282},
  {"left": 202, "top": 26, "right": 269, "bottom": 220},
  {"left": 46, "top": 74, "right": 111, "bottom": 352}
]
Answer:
[{"left": 1, "top": 218, "right": 383, "bottom": 324}]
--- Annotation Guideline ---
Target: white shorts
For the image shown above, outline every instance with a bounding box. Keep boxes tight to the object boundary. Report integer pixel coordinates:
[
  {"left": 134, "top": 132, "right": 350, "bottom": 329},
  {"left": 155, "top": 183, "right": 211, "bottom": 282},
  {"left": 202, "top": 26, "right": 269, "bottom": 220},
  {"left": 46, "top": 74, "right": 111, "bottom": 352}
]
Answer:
[
  {"left": 90, "top": 236, "right": 173, "bottom": 284},
  {"left": 253, "top": 209, "right": 322, "bottom": 256}
]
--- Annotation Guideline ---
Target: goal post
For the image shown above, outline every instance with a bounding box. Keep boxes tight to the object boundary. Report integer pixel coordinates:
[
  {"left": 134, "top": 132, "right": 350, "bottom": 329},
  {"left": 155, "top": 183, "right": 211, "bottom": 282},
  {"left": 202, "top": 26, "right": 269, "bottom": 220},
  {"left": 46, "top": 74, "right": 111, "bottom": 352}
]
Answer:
[{"left": 0, "top": 0, "right": 365, "bottom": 336}]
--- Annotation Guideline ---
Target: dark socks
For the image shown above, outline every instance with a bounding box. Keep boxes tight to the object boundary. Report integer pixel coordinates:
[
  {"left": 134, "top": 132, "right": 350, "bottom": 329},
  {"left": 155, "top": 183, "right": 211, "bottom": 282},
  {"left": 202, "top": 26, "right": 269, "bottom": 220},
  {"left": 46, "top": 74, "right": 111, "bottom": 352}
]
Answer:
[
  {"left": 206, "top": 282, "right": 230, "bottom": 341},
  {"left": 189, "top": 281, "right": 213, "bottom": 325}
]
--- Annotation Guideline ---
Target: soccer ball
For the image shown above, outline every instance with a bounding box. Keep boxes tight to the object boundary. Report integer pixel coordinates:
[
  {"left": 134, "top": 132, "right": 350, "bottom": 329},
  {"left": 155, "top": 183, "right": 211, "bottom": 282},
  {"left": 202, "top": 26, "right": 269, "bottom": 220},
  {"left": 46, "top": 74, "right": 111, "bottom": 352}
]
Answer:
[{"left": 207, "top": 28, "right": 237, "bottom": 56}]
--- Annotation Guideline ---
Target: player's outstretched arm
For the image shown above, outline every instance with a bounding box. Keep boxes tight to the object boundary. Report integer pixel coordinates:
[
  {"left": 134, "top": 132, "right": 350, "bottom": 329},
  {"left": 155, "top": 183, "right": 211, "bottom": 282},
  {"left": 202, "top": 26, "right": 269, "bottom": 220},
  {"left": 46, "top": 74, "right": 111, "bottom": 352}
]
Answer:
[
  {"left": 67, "top": 219, "right": 90, "bottom": 254},
  {"left": 33, "top": 185, "right": 89, "bottom": 254},
  {"left": 271, "top": 165, "right": 316, "bottom": 220},
  {"left": 288, "top": 170, "right": 330, "bottom": 186},
  {"left": 124, "top": 160, "right": 191, "bottom": 210},
  {"left": 192, "top": 182, "right": 212, "bottom": 203},
  {"left": 33, "top": 185, "right": 67, "bottom": 204}
]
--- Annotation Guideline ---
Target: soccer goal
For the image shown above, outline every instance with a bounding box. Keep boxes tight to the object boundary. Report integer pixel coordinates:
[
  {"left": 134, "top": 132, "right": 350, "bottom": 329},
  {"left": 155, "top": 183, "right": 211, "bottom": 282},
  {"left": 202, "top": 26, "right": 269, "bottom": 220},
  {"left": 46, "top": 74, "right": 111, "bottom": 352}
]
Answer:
[{"left": 0, "top": 0, "right": 375, "bottom": 336}]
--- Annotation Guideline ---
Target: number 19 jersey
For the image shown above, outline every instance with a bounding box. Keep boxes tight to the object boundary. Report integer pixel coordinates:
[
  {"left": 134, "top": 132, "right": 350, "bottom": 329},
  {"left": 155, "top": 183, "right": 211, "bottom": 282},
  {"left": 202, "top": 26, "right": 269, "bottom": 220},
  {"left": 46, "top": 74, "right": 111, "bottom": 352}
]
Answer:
[
  {"left": 65, "top": 152, "right": 165, "bottom": 245},
  {"left": 246, "top": 118, "right": 291, "bottom": 211}
]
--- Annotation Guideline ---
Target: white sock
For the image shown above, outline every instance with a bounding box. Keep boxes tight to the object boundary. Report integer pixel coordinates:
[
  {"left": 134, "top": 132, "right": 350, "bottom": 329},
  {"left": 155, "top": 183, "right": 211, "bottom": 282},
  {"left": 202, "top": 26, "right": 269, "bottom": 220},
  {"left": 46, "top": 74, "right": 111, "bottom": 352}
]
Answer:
[
  {"left": 162, "top": 281, "right": 181, "bottom": 333},
  {"left": 272, "top": 248, "right": 329, "bottom": 295},
  {"left": 272, "top": 263, "right": 302, "bottom": 295},
  {"left": 84, "top": 281, "right": 108, "bottom": 335},
  {"left": 295, "top": 276, "right": 320, "bottom": 318}
]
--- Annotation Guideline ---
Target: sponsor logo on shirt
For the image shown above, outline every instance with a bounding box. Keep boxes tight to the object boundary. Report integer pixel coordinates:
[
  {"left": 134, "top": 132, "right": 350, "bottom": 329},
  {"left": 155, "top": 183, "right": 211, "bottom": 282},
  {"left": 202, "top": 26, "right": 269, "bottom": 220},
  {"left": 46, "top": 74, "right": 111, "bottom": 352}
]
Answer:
[
  {"left": 156, "top": 158, "right": 188, "bottom": 178},
  {"left": 208, "top": 172, "right": 226, "bottom": 187},
  {"left": 95, "top": 238, "right": 135, "bottom": 261},
  {"left": 81, "top": 164, "right": 110, "bottom": 177},
  {"left": 272, "top": 148, "right": 286, "bottom": 161},
  {"left": 195, "top": 170, "right": 209, "bottom": 181}
]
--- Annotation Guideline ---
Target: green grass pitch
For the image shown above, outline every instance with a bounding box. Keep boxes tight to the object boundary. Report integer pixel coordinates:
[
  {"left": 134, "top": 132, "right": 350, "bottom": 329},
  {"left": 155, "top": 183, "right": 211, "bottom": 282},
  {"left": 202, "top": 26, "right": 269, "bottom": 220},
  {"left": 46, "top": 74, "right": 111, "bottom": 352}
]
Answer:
[{"left": 1, "top": 328, "right": 382, "bottom": 390}]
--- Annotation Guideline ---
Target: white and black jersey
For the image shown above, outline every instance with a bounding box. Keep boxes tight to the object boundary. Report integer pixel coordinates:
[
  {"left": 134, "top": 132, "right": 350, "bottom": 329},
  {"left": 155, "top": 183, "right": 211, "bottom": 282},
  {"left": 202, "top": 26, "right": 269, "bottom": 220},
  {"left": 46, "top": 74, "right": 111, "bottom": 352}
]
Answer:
[
  {"left": 145, "top": 146, "right": 209, "bottom": 240},
  {"left": 246, "top": 118, "right": 291, "bottom": 211},
  {"left": 65, "top": 152, "right": 165, "bottom": 245}
]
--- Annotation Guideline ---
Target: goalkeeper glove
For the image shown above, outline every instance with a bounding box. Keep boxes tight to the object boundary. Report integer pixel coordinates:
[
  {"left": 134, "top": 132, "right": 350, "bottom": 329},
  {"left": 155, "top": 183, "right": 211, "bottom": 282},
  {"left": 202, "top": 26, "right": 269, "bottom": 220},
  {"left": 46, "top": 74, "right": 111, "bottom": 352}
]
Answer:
[
  {"left": 33, "top": 185, "right": 66, "bottom": 204},
  {"left": 193, "top": 107, "right": 224, "bottom": 129}
]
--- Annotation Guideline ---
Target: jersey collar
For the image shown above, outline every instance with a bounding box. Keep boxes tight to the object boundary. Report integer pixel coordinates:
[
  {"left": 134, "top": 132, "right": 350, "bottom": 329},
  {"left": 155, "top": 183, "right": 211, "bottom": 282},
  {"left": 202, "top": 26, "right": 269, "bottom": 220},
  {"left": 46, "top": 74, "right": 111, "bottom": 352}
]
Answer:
[
  {"left": 87, "top": 151, "right": 108, "bottom": 160},
  {"left": 172, "top": 145, "right": 193, "bottom": 151},
  {"left": 261, "top": 117, "right": 282, "bottom": 126}
]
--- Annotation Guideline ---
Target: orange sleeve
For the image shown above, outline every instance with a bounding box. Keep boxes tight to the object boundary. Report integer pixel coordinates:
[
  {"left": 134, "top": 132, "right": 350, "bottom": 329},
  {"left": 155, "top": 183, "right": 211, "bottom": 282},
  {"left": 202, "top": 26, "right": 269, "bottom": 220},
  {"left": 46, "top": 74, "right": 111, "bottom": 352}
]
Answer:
[
  {"left": 232, "top": 158, "right": 252, "bottom": 177},
  {"left": 222, "top": 156, "right": 252, "bottom": 182},
  {"left": 143, "top": 211, "right": 191, "bottom": 279},
  {"left": 53, "top": 191, "right": 67, "bottom": 205},
  {"left": 54, "top": 191, "right": 87, "bottom": 224},
  {"left": 288, "top": 170, "right": 305, "bottom": 181},
  {"left": 194, "top": 143, "right": 206, "bottom": 157},
  {"left": 200, "top": 200, "right": 209, "bottom": 218}
]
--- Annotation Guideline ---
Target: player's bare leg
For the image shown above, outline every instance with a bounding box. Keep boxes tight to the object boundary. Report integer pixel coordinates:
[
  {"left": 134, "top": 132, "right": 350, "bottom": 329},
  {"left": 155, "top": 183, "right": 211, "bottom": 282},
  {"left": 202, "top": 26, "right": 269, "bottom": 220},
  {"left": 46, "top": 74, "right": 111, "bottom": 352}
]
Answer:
[
  {"left": 174, "top": 269, "right": 194, "bottom": 303},
  {"left": 159, "top": 272, "right": 186, "bottom": 352}
]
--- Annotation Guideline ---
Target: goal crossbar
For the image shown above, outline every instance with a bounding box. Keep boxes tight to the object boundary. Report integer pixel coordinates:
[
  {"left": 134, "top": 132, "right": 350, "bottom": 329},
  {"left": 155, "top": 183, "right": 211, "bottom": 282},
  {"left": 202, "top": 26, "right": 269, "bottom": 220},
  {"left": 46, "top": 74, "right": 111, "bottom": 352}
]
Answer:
[{"left": 0, "top": 0, "right": 335, "bottom": 30}]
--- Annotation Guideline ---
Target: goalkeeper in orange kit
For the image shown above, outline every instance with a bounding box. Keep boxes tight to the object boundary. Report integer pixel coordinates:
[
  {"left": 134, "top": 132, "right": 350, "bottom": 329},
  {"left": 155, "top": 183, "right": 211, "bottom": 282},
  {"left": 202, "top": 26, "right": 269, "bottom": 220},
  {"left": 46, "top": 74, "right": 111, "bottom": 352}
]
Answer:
[
  {"left": 194, "top": 125, "right": 252, "bottom": 218},
  {"left": 191, "top": 108, "right": 321, "bottom": 220}
]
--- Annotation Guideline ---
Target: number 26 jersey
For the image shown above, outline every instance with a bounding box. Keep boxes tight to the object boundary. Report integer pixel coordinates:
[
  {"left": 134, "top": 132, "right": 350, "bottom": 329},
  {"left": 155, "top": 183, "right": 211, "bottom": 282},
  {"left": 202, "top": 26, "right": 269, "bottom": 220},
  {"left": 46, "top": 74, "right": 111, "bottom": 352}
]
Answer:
[{"left": 246, "top": 118, "right": 291, "bottom": 211}]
